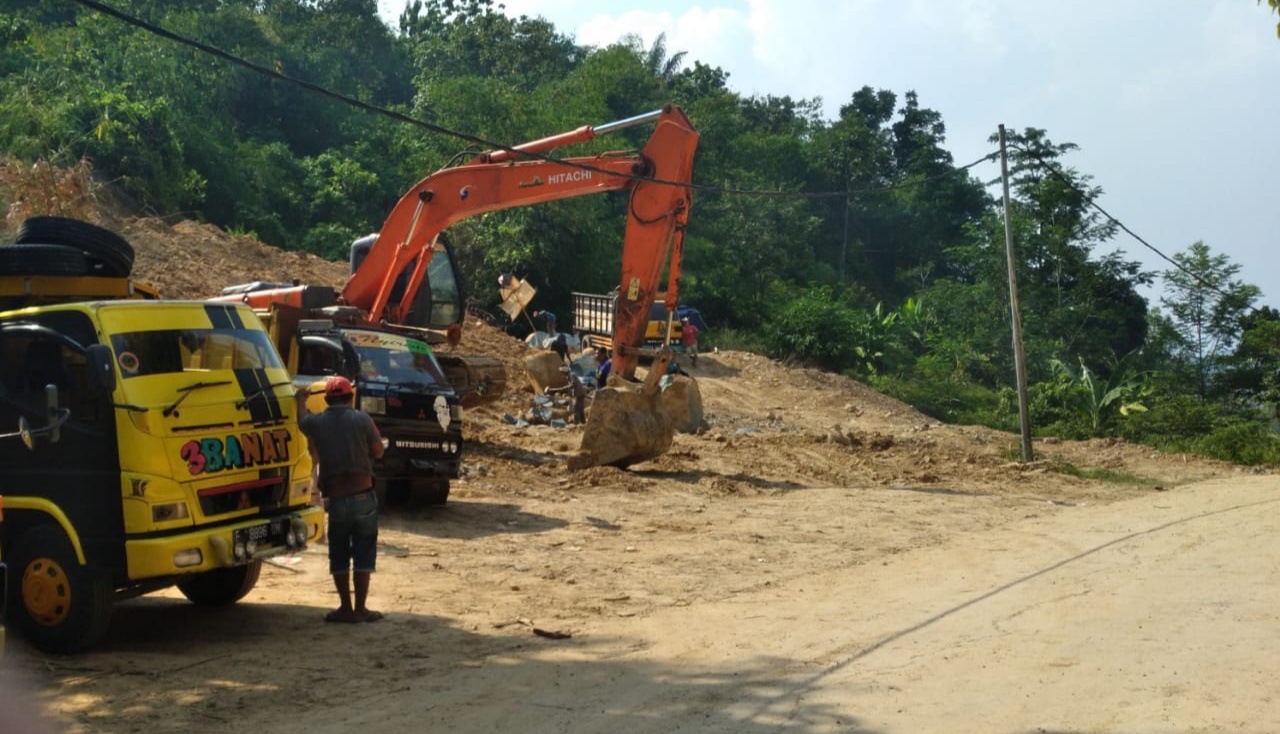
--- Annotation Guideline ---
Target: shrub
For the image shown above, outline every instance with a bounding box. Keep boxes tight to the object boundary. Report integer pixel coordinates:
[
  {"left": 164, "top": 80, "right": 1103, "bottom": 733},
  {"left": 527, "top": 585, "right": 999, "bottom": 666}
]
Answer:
[
  {"left": 1189, "top": 422, "right": 1280, "bottom": 466},
  {"left": 763, "top": 287, "right": 861, "bottom": 371},
  {"left": 870, "top": 373, "right": 1008, "bottom": 428}
]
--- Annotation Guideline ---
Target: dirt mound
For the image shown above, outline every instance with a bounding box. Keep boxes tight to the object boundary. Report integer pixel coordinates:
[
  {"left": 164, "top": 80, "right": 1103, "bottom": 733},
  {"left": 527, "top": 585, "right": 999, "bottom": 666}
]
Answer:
[
  {"left": 123, "top": 218, "right": 349, "bottom": 300},
  {"left": 124, "top": 211, "right": 542, "bottom": 403}
]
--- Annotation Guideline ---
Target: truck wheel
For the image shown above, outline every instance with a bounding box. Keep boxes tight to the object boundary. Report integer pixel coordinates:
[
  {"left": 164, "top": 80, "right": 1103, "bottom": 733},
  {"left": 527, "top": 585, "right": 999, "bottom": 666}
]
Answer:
[
  {"left": 415, "top": 478, "right": 451, "bottom": 506},
  {"left": 0, "top": 244, "right": 91, "bottom": 276},
  {"left": 176, "top": 561, "right": 262, "bottom": 606},
  {"left": 15, "top": 216, "right": 134, "bottom": 276},
  {"left": 9, "top": 525, "right": 115, "bottom": 654}
]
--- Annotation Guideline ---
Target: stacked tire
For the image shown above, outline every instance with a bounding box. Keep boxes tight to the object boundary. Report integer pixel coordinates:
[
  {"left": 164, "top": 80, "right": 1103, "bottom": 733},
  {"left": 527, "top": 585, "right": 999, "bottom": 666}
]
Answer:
[{"left": 0, "top": 216, "right": 135, "bottom": 277}]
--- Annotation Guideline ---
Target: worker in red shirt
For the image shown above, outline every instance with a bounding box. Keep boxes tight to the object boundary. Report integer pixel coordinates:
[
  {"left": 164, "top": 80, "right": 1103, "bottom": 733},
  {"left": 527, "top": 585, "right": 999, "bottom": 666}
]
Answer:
[{"left": 680, "top": 316, "right": 700, "bottom": 367}]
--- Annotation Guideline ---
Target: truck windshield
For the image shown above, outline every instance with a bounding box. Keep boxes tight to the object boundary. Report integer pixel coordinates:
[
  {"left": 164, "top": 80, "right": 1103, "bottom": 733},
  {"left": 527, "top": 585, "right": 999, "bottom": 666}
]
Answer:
[
  {"left": 345, "top": 330, "right": 448, "bottom": 389},
  {"left": 109, "top": 328, "right": 283, "bottom": 378}
]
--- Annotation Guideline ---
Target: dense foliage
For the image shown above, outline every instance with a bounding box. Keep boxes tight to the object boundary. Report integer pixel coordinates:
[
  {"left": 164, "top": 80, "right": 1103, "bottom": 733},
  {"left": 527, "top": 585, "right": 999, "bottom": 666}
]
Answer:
[{"left": 2, "top": 0, "right": 1275, "bottom": 463}]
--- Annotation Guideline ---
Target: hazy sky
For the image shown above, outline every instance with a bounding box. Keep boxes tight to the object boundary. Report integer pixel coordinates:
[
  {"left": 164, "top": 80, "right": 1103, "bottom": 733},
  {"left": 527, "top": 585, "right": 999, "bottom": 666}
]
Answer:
[{"left": 378, "top": 1, "right": 1280, "bottom": 309}]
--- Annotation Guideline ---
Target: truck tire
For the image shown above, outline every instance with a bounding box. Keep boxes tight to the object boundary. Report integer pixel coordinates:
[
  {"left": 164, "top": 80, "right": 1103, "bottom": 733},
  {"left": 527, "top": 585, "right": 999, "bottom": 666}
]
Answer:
[
  {"left": 176, "top": 560, "right": 263, "bottom": 606},
  {"left": 0, "top": 244, "right": 92, "bottom": 276},
  {"left": 415, "top": 478, "right": 450, "bottom": 506},
  {"left": 8, "top": 525, "right": 115, "bottom": 654},
  {"left": 15, "top": 216, "right": 134, "bottom": 276}
]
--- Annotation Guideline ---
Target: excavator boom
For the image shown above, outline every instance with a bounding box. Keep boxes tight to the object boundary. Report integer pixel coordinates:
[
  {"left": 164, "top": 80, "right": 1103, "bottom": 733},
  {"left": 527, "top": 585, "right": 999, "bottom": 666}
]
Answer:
[{"left": 342, "top": 105, "right": 699, "bottom": 379}]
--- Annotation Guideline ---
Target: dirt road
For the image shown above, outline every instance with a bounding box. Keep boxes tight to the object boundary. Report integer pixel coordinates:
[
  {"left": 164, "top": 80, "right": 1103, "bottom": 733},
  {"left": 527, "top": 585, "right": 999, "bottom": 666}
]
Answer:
[
  {"left": 8, "top": 471, "right": 1276, "bottom": 733},
  {"left": 594, "top": 475, "right": 1280, "bottom": 734}
]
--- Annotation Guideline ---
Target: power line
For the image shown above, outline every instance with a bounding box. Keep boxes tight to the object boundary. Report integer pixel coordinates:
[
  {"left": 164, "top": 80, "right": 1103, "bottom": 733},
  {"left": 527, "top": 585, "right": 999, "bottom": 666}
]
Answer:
[
  {"left": 66, "top": 0, "right": 995, "bottom": 203},
  {"left": 65, "top": 0, "right": 1247, "bottom": 315},
  {"left": 1009, "top": 143, "right": 1259, "bottom": 312}
]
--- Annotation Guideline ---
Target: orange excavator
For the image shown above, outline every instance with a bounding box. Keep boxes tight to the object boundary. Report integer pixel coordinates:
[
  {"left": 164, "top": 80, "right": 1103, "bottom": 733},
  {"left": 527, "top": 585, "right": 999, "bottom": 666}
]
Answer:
[
  {"left": 349, "top": 105, "right": 697, "bottom": 376},
  {"left": 238, "top": 105, "right": 699, "bottom": 469}
]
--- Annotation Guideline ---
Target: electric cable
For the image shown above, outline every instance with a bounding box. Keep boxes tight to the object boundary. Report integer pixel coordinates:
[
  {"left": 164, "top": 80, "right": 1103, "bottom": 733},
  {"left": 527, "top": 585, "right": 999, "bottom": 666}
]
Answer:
[
  {"left": 1011, "top": 143, "right": 1260, "bottom": 313},
  {"left": 66, "top": 0, "right": 994, "bottom": 202}
]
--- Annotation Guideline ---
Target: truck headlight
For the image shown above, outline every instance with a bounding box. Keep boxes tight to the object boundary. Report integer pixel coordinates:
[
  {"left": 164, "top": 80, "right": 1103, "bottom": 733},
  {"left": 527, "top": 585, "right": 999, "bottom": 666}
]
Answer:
[
  {"left": 152, "top": 502, "right": 191, "bottom": 522},
  {"left": 173, "top": 549, "right": 203, "bottom": 568},
  {"left": 361, "top": 396, "right": 386, "bottom": 415}
]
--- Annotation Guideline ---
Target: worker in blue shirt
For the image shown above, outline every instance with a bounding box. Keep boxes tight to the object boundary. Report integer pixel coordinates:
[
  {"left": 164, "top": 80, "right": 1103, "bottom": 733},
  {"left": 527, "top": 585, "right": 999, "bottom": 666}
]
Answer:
[
  {"left": 595, "top": 347, "right": 612, "bottom": 389},
  {"left": 532, "top": 310, "right": 557, "bottom": 336}
]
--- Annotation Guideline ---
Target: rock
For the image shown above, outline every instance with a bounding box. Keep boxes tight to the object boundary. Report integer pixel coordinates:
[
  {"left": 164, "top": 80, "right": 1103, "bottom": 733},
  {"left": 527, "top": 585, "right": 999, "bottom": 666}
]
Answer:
[
  {"left": 570, "top": 385, "right": 674, "bottom": 470},
  {"left": 658, "top": 375, "right": 705, "bottom": 434},
  {"left": 524, "top": 351, "right": 569, "bottom": 394}
]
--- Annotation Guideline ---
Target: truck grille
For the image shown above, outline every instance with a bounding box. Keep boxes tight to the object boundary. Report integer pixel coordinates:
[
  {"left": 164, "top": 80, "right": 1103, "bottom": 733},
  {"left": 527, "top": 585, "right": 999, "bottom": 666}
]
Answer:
[{"left": 197, "top": 468, "right": 288, "bottom": 516}]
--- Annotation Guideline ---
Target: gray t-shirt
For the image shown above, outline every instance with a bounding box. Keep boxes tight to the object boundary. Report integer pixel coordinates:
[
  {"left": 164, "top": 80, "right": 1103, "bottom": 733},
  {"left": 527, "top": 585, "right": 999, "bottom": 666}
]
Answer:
[{"left": 300, "top": 405, "right": 381, "bottom": 490}]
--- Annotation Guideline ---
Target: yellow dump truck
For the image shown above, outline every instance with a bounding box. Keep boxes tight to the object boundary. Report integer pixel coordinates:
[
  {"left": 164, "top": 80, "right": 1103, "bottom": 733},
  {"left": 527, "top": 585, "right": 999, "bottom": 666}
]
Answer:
[
  {"left": 1, "top": 495, "right": 6, "bottom": 654},
  {"left": 0, "top": 218, "right": 322, "bottom": 653}
]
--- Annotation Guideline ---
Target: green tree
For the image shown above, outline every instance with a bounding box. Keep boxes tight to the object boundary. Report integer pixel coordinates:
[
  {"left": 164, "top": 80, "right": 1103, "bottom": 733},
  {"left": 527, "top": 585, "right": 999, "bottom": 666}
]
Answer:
[
  {"left": 1160, "top": 241, "right": 1260, "bottom": 399},
  {"left": 624, "top": 32, "right": 686, "bottom": 87},
  {"left": 1224, "top": 306, "right": 1280, "bottom": 417},
  {"left": 808, "top": 88, "right": 988, "bottom": 303},
  {"left": 957, "top": 129, "right": 1154, "bottom": 381},
  {"left": 1261, "top": 0, "right": 1280, "bottom": 38}
]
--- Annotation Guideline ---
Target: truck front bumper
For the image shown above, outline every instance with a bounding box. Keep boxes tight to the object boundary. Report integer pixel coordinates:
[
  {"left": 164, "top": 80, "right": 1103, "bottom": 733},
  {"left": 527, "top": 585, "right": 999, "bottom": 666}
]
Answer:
[
  {"left": 376, "top": 450, "right": 461, "bottom": 480},
  {"left": 125, "top": 506, "right": 324, "bottom": 579}
]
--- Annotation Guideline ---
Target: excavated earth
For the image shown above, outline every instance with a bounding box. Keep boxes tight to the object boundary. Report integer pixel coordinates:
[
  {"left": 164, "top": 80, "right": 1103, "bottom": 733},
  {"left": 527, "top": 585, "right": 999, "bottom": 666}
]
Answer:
[{"left": 1, "top": 173, "right": 1274, "bottom": 732}]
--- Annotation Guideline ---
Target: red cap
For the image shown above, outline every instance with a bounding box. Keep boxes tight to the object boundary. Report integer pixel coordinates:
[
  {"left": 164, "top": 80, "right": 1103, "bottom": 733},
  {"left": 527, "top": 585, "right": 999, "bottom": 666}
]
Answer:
[{"left": 325, "top": 375, "right": 354, "bottom": 398}]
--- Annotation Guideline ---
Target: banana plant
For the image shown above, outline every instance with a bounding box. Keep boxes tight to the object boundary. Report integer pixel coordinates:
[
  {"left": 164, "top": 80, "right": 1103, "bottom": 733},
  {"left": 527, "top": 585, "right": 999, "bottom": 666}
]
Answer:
[
  {"left": 852, "top": 302, "right": 899, "bottom": 374},
  {"left": 1049, "top": 353, "right": 1151, "bottom": 432}
]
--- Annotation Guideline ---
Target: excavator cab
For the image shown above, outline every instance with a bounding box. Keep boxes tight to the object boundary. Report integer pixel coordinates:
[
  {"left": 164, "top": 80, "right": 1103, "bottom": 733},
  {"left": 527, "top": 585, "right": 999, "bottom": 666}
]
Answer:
[{"left": 350, "top": 233, "right": 464, "bottom": 337}]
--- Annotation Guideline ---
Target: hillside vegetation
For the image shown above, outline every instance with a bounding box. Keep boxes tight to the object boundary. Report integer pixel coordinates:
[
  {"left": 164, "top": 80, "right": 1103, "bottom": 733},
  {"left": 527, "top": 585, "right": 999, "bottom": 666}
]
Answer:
[{"left": 2, "top": 1, "right": 1277, "bottom": 463}]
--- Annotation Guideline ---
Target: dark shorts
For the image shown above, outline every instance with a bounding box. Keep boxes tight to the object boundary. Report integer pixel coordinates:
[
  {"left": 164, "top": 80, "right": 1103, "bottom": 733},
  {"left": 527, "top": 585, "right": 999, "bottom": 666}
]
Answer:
[{"left": 327, "top": 491, "right": 378, "bottom": 575}]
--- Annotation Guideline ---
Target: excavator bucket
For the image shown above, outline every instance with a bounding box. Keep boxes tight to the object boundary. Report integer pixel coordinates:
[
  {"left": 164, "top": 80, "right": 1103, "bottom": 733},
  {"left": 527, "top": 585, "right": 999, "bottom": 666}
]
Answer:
[
  {"left": 437, "top": 354, "right": 507, "bottom": 408},
  {"left": 569, "top": 349, "right": 680, "bottom": 470},
  {"left": 570, "top": 382, "right": 674, "bottom": 470}
]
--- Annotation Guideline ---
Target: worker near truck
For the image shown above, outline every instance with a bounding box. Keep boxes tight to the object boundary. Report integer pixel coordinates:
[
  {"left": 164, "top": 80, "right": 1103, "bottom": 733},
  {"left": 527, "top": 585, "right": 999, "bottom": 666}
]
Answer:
[
  {"left": 297, "top": 376, "right": 386, "bottom": 624},
  {"left": 680, "top": 316, "right": 700, "bottom": 367},
  {"left": 595, "top": 347, "right": 612, "bottom": 388}
]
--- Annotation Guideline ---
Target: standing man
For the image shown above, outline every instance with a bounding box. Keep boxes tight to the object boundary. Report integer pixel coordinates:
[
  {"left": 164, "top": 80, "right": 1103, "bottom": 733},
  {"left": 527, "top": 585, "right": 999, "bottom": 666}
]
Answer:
[
  {"left": 297, "top": 376, "right": 386, "bottom": 624},
  {"left": 595, "top": 346, "right": 612, "bottom": 389},
  {"left": 680, "top": 316, "right": 700, "bottom": 367},
  {"left": 550, "top": 332, "right": 572, "bottom": 364}
]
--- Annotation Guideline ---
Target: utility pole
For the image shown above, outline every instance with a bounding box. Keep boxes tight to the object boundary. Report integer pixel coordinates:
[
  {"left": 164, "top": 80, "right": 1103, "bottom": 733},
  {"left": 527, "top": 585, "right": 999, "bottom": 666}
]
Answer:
[
  {"left": 999, "top": 124, "right": 1034, "bottom": 462},
  {"left": 840, "top": 187, "right": 850, "bottom": 279}
]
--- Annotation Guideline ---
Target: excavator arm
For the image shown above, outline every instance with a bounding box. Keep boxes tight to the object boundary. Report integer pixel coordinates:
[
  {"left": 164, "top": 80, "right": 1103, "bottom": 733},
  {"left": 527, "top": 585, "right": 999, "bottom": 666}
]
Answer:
[{"left": 342, "top": 105, "right": 699, "bottom": 379}]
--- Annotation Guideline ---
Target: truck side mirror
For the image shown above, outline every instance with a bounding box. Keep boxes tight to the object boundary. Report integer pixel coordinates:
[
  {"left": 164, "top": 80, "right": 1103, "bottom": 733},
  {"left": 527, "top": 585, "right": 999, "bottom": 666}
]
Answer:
[
  {"left": 86, "top": 343, "right": 117, "bottom": 395},
  {"left": 8, "top": 387, "right": 72, "bottom": 449},
  {"left": 19, "top": 415, "right": 34, "bottom": 450}
]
